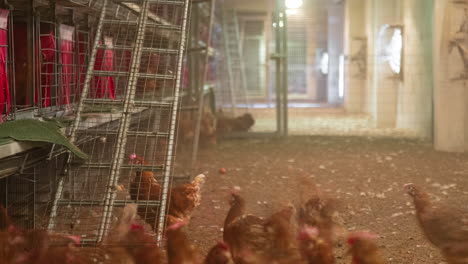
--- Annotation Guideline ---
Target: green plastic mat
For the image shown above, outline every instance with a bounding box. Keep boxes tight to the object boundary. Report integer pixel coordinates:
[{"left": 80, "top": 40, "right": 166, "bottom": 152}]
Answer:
[
  {"left": 0, "top": 137, "right": 13, "bottom": 146},
  {"left": 82, "top": 104, "right": 118, "bottom": 113},
  {"left": 0, "top": 119, "right": 89, "bottom": 159}
]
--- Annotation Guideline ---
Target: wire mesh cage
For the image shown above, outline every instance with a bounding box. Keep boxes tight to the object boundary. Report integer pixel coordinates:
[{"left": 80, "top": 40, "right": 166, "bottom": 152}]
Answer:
[
  {"left": 215, "top": 8, "right": 251, "bottom": 117},
  {"left": 171, "top": 0, "right": 218, "bottom": 173},
  {"left": 0, "top": 146, "right": 69, "bottom": 230},
  {"left": 36, "top": 20, "right": 79, "bottom": 113},
  {"left": 0, "top": 8, "right": 13, "bottom": 122},
  {"left": 42, "top": 0, "right": 191, "bottom": 245},
  {"left": 206, "top": 7, "right": 259, "bottom": 137}
]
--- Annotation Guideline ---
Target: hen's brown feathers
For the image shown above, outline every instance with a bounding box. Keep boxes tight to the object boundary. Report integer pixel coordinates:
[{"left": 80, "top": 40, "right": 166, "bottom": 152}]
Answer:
[
  {"left": 204, "top": 242, "right": 234, "bottom": 264},
  {"left": 298, "top": 226, "right": 335, "bottom": 264},
  {"left": 166, "top": 221, "right": 201, "bottom": 264},
  {"left": 405, "top": 183, "right": 468, "bottom": 263},
  {"left": 347, "top": 231, "right": 384, "bottom": 264},
  {"left": 129, "top": 155, "right": 205, "bottom": 230}
]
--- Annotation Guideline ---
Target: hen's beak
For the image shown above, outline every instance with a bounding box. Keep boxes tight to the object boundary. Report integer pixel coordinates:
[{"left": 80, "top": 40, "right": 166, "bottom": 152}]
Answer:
[{"left": 403, "top": 183, "right": 413, "bottom": 188}]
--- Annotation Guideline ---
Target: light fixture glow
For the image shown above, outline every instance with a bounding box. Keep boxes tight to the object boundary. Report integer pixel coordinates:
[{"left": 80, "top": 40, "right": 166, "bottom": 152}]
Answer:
[
  {"left": 387, "top": 28, "right": 402, "bottom": 74},
  {"left": 339, "top": 54, "right": 345, "bottom": 98},
  {"left": 286, "top": 9, "right": 298, "bottom": 15},
  {"left": 320, "top": 52, "right": 329, "bottom": 75},
  {"left": 285, "top": 0, "right": 303, "bottom": 9}
]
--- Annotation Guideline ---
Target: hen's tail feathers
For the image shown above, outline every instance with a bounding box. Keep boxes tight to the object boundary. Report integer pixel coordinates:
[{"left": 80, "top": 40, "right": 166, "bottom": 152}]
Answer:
[
  {"left": 193, "top": 174, "right": 206, "bottom": 188},
  {"left": 105, "top": 203, "right": 138, "bottom": 243}
]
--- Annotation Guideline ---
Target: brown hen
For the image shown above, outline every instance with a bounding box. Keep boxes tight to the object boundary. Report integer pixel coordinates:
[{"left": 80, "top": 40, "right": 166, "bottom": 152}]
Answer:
[
  {"left": 263, "top": 204, "right": 299, "bottom": 260},
  {"left": 404, "top": 183, "right": 468, "bottom": 264},
  {"left": 177, "top": 107, "right": 217, "bottom": 147},
  {"left": 129, "top": 155, "right": 206, "bottom": 230},
  {"left": 223, "top": 191, "right": 299, "bottom": 263},
  {"left": 166, "top": 220, "right": 201, "bottom": 264},
  {"left": 216, "top": 112, "right": 255, "bottom": 137},
  {"left": 297, "top": 226, "right": 335, "bottom": 264},
  {"left": 297, "top": 193, "right": 344, "bottom": 244},
  {"left": 204, "top": 241, "right": 234, "bottom": 264},
  {"left": 347, "top": 231, "right": 385, "bottom": 264},
  {"left": 81, "top": 204, "right": 163, "bottom": 264}
]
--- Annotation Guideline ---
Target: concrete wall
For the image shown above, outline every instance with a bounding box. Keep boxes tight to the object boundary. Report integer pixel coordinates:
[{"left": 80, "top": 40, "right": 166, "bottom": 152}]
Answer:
[
  {"left": 344, "top": 0, "right": 366, "bottom": 113},
  {"left": 397, "top": 0, "right": 433, "bottom": 138},
  {"left": 372, "top": 0, "right": 402, "bottom": 129},
  {"left": 327, "top": 1, "right": 345, "bottom": 105},
  {"left": 364, "top": 0, "right": 377, "bottom": 117},
  {"left": 225, "top": 0, "right": 468, "bottom": 151},
  {"left": 345, "top": 0, "right": 433, "bottom": 137},
  {"left": 433, "top": 0, "right": 468, "bottom": 152},
  {"left": 308, "top": 0, "right": 329, "bottom": 102}
]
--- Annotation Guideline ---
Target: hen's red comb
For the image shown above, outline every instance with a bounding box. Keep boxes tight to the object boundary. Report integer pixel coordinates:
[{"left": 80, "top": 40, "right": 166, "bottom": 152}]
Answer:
[
  {"left": 217, "top": 240, "right": 229, "bottom": 250},
  {"left": 7, "top": 225, "right": 17, "bottom": 233},
  {"left": 347, "top": 231, "right": 379, "bottom": 245},
  {"left": 130, "top": 223, "right": 145, "bottom": 231},
  {"left": 66, "top": 235, "right": 81, "bottom": 245},
  {"left": 167, "top": 220, "right": 187, "bottom": 231},
  {"left": 297, "top": 226, "right": 319, "bottom": 240}
]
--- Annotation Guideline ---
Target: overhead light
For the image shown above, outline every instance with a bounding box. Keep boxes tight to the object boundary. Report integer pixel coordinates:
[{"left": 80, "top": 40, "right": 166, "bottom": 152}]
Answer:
[
  {"left": 286, "top": 9, "right": 298, "bottom": 15},
  {"left": 387, "top": 28, "right": 402, "bottom": 74},
  {"left": 320, "top": 52, "right": 329, "bottom": 75},
  {"left": 285, "top": 0, "right": 303, "bottom": 9},
  {"left": 339, "top": 54, "right": 345, "bottom": 98}
]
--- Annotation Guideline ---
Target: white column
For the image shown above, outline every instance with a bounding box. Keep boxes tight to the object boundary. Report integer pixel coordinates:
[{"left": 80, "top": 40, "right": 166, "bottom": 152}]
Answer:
[
  {"left": 366, "top": 0, "right": 402, "bottom": 128},
  {"left": 396, "top": 0, "right": 433, "bottom": 138},
  {"left": 327, "top": 1, "right": 345, "bottom": 105},
  {"left": 433, "top": 0, "right": 468, "bottom": 152},
  {"left": 344, "top": 0, "right": 366, "bottom": 113}
]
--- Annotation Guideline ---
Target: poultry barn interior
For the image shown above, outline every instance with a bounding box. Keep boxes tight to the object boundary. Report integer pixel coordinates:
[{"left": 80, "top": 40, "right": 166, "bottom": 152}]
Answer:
[{"left": 0, "top": 0, "right": 467, "bottom": 263}]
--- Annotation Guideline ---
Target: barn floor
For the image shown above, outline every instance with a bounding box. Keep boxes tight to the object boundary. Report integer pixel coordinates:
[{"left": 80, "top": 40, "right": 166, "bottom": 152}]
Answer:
[
  {"left": 249, "top": 108, "right": 423, "bottom": 138},
  {"left": 186, "top": 136, "right": 468, "bottom": 264}
]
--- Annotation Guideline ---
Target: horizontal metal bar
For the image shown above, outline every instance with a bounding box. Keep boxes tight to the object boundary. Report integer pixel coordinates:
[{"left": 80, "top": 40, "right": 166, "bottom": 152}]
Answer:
[
  {"left": 103, "top": 19, "right": 182, "bottom": 30},
  {"left": 79, "top": 238, "right": 99, "bottom": 246},
  {"left": 93, "top": 70, "right": 175, "bottom": 80},
  {"left": 134, "top": 100, "right": 174, "bottom": 108},
  {"left": 53, "top": 0, "right": 92, "bottom": 7},
  {"left": 76, "top": 130, "right": 169, "bottom": 138},
  {"left": 180, "top": 105, "right": 199, "bottom": 111},
  {"left": 82, "top": 99, "right": 173, "bottom": 108},
  {"left": 56, "top": 199, "right": 161, "bottom": 206},
  {"left": 92, "top": 70, "right": 130, "bottom": 77},
  {"left": 79, "top": 163, "right": 165, "bottom": 170},
  {"left": 97, "top": 45, "right": 178, "bottom": 54},
  {"left": 138, "top": 72, "right": 176, "bottom": 79},
  {"left": 113, "top": 0, "right": 184, "bottom": 4}
]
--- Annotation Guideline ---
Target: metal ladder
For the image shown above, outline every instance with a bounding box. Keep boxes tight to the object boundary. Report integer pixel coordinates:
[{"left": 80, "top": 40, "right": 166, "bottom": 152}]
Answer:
[
  {"left": 191, "top": 0, "right": 216, "bottom": 168},
  {"left": 47, "top": 0, "right": 190, "bottom": 245},
  {"left": 222, "top": 9, "right": 248, "bottom": 114}
]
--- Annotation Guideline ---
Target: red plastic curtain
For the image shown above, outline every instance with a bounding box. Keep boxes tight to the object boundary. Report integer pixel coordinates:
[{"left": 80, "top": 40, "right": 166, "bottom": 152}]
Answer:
[
  {"left": 123, "top": 50, "right": 132, "bottom": 73},
  {"left": 77, "top": 32, "right": 87, "bottom": 94},
  {"left": 92, "top": 36, "right": 115, "bottom": 99},
  {"left": 0, "top": 9, "right": 10, "bottom": 122},
  {"left": 60, "top": 25, "right": 74, "bottom": 108},
  {"left": 36, "top": 32, "right": 56, "bottom": 107}
]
